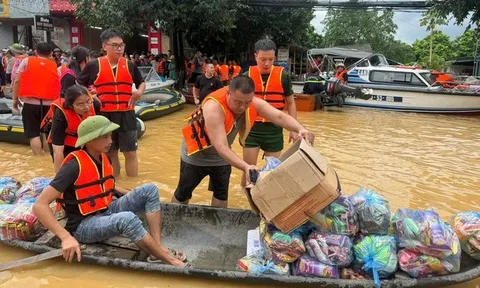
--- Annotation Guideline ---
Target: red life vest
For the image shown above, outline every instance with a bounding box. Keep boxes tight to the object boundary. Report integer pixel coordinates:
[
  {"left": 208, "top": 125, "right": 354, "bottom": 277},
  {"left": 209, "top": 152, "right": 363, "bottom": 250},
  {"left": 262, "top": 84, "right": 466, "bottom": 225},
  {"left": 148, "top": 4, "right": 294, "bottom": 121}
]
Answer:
[
  {"left": 248, "top": 65, "right": 285, "bottom": 122},
  {"left": 42, "top": 98, "right": 95, "bottom": 146},
  {"left": 335, "top": 70, "right": 347, "bottom": 84},
  {"left": 56, "top": 150, "right": 114, "bottom": 216},
  {"left": 232, "top": 65, "right": 241, "bottom": 78},
  {"left": 182, "top": 87, "right": 258, "bottom": 155},
  {"left": 219, "top": 65, "right": 230, "bottom": 81},
  {"left": 93, "top": 57, "right": 133, "bottom": 112},
  {"left": 59, "top": 68, "right": 76, "bottom": 85},
  {"left": 18, "top": 56, "right": 60, "bottom": 100}
]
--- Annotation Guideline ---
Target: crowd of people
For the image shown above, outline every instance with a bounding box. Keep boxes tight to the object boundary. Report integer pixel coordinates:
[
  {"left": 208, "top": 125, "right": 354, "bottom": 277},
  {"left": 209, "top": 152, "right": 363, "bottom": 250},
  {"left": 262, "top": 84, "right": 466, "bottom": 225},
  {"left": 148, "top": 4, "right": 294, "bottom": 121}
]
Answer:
[{"left": 1, "top": 29, "right": 316, "bottom": 268}]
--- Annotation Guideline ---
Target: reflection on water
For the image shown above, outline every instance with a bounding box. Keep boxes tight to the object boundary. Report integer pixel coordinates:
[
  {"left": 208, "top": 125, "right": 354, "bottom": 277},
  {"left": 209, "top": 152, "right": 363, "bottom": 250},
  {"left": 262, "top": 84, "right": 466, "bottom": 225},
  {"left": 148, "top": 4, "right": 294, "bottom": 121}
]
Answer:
[{"left": 0, "top": 105, "right": 479, "bottom": 287}]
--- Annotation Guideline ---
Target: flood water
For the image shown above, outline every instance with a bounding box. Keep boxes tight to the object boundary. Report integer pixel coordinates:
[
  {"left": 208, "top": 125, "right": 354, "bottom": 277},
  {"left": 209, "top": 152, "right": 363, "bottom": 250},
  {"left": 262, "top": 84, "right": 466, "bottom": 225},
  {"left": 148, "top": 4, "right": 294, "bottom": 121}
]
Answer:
[{"left": 0, "top": 104, "right": 479, "bottom": 287}]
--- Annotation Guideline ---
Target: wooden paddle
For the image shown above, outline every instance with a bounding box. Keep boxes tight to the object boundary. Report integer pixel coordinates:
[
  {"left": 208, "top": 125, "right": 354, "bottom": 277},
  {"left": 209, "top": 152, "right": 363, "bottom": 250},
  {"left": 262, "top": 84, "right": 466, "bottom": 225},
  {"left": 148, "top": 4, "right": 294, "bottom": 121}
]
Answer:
[{"left": 0, "top": 248, "right": 63, "bottom": 272}]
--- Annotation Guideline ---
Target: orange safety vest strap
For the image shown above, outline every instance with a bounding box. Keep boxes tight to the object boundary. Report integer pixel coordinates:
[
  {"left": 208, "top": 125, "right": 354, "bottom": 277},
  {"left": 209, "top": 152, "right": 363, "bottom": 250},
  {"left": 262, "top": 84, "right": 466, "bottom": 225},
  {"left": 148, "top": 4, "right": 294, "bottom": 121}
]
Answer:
[{"left": 56, "top": 175, "right": 115, "bottom": 206}]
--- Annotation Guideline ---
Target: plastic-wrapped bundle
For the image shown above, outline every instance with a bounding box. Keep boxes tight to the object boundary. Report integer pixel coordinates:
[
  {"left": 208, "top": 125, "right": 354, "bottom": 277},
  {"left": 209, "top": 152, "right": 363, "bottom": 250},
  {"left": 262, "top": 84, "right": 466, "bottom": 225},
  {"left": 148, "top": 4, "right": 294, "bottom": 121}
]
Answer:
[
  {"left": 305, "top": 231, "right": 353, "bottom": 267},
  {"left": 353, "top": 235, "right": 397, "bottom": 288},
  {"left": 393, "top": 208, "right": 461, "bottom": 260},
  {"left": 0, "top": 202, "right": 57, "bottom": 240},
  {"left": 0, "top": 177, "right": 22, "bottom": 204},
  {"left": 260, "top": 221, "right": 306, "bottom": 263},
  {"left": 14, "top": 177, "right": 51, "bottom": 202},
  {"left": 398, "top": 249, "right": 460, "bottom": 278},
  {"left": 237, "top": 250, "right": 290, "bottom": 275},
  {"left": 295, "top": 255, "right": 339, "bottom": 278},
  {"left": 309, "top": 194, "right": 359, "bottom": 236},
  {"left": 350, "top": 188, "right": 391, "bottom": 235},
  {"left": 449, "top": 211, "right": 480, "bottom": 260},
  {"left": 259, "top": 156, "right": 282, "bottom": 172}
]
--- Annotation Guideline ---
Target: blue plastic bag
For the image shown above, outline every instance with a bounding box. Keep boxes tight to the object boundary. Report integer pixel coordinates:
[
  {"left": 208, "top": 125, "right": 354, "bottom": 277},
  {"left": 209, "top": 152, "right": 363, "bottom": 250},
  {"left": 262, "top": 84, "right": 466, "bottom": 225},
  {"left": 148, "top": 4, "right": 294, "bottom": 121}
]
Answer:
[
  {"left": 0, "top": 177, "right": 21, "bottom": 204},
  {"left": 353, "top": 235, "right": 397, "bottom": 288},
  {"left": 259, "top": 156, "right": 282, "bottom": 172},
  {"left": 350, "top": 188, "right": 391, "bottom": 235}
]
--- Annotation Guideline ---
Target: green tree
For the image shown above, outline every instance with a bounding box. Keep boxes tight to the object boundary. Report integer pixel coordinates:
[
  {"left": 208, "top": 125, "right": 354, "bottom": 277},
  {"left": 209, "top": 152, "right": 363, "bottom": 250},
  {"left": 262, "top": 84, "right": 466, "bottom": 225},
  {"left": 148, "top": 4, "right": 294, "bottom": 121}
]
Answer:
[
  {"left": 451, "top": 29, "right": 478, "bottom": 58},
  {"left": 383, "top": 40, "right": 416, "bottom": 64},
  {"left": 322, "top": 9, "right": 397, "bottom": 53},
  {"left": 430, "top": 0, "right": 480, "bottom": 29},
  {"left": 412, "top": 31, "right": 453, "bottom": 62},
  {"left": 419, "top": 10, "right": 447, "bottom": 66},
  {"left": 296, "top": 25, "right": 324, "bottom": 49},
  {"left": 419, "top": 54, "right": 445, "bottom": 71}
]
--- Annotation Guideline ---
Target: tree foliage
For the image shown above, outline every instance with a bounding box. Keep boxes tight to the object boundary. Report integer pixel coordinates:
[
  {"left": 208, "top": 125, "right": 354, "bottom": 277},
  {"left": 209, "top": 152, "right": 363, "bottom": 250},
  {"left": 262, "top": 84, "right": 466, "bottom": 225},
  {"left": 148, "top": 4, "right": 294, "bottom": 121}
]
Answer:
[
  {"left": 429, "top": 0, "right": 480, "bottom": 29},
  {"left": 323, "top": 9, "right": 397, "bottom": 53},
  {"left": 452, "top": 29, "right": 478, "bottom": 58},
  {"left": 412, "top": 31, "right": 454, "bottom": 62}
]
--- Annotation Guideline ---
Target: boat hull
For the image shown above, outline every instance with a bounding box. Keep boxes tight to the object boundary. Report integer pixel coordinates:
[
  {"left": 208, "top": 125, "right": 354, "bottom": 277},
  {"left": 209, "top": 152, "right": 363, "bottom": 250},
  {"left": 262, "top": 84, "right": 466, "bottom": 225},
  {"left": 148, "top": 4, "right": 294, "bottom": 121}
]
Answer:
[
  {"left": 1, "top": 203, "right": 479, "bottom": 287},
  {"left": 135, "top": 88, "right": 186, "bottom": 121}
]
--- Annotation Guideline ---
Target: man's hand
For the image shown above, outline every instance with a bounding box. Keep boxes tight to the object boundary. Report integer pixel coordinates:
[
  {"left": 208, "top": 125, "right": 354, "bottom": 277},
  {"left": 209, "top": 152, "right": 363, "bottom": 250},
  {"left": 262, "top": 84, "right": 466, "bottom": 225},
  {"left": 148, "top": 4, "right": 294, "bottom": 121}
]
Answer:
[
  {"left": 61, "top": 234, "right": 81, "bottom": 263},
  {"left": 244, "top": 165, "right": 259, "bottom": 186},
  {"left": 289, "top": 131, "right": 299, "bottom": 143},
  {"left": 129, "top": 90, "right": 142, "bottom": 108},
  {"left": 298, "top": 129, "right": 315, "bottom": 145},
  {"left": 12, "top": 98, "right": 22, "bottom": 111}
]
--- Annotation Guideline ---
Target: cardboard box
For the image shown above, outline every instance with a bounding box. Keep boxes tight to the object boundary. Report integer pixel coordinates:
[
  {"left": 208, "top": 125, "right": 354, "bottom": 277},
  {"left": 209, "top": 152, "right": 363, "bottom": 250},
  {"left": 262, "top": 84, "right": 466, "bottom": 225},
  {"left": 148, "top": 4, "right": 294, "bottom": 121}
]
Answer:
[{"left": 248, "top": 140, "right": 341, "bottom": 233}]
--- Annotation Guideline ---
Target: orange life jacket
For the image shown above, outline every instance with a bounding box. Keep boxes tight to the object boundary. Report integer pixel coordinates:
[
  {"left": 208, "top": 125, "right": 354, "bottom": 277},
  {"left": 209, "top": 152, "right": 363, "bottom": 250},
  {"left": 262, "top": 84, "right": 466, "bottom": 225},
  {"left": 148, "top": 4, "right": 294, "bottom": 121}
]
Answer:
[
  {"left": 214, "top": 64, "right": 220, "bottom": 77},
  {"left": 182, "top": 87, "right": 258, "bottom": 155},
  {"left": 335, "top": 70, "right": 347, "bottom": 84},
  {"left": 17, "top": 56, "right": 60, "bottom": 101},
  {"left": 157, "top": 60, "right": 165, "bottom": 74},
  {"left": 232, "top": 65, "right": 241, "bottom": 78},
  {"left": 248, "top": 65, "right": 285, "bottom": 122},
  {"left": 1, "top": 56, "right": 6, "bottom": 72},
  {"left": 219, "top": 64, "right": 230, "bottom": 81},
  {"left": 202, "top": 63, "right": 207, "bottom": 74},
  {"left": 56, "top": 150, "right": 114, "bottom": 216},
  {"left": 41, "top": 98, "right": 95, "bottom": 146},
  {"left": 93, "top": 57, "right": 133, "bottom": 112}
]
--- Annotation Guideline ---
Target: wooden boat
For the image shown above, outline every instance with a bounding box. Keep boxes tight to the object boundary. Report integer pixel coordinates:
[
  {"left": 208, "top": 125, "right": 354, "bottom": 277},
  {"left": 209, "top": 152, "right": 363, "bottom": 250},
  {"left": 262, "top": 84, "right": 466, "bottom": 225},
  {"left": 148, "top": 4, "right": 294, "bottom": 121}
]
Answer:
[
  {"left": 1, "top": 203, "right": 479, "bottom": 287},
  {"left": 135, "top": 88, "right": 185, "bottom": 121},
  {"left": 0, "top": 100, "right": 146, "bottom": 145}
]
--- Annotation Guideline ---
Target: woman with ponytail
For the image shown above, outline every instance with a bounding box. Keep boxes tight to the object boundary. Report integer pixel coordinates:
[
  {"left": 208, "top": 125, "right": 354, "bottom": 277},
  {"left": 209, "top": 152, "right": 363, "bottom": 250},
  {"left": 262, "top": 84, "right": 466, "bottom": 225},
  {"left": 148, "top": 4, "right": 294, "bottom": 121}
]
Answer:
[{"left": 60, "top": 45, "right": 91, "bottom": 97}]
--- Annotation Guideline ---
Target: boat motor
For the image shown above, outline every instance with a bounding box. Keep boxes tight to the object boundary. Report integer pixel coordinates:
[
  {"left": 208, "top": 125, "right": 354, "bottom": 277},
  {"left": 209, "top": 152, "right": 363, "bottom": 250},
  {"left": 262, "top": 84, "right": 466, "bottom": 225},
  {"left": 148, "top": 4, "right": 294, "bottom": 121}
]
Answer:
[{"left": 327, "top": 79, "right": 372, "bottom": 100}]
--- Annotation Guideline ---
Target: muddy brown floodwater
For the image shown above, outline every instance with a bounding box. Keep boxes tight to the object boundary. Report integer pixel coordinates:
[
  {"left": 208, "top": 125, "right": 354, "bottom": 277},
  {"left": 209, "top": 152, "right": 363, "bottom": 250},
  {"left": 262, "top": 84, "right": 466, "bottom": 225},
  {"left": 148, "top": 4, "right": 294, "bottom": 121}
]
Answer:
[{"left": 0, "top": 105, "right": 479, "bottom": 287}]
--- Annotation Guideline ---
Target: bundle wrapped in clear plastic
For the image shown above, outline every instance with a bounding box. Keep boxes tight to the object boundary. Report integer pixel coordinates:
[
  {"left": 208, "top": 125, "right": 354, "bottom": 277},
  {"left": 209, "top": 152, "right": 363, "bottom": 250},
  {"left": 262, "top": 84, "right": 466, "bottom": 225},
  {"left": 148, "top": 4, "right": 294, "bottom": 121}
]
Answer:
[
  {"left": 392, "top": 208, "right": 461, "bottom": 260},
  {"left": 449, "top": 211, "right": 480, "bottom": 260},
  {"left": 294, "top": 255, "right": 339, "bottom": 278},
  {"left": 353, "top": 235, "right": 397, "bottom": 288},
  {"left": 350, "top": 188, "right": 391, "bottom": 235},
  {"left": 0, "top": 202, "right": 57, "bottom": 240},
  {"left": 0, "top": 177, "right": 21, "bottom": 204},
  {"left": 15, "top": 177, "right": 51, "bottom": 202},
  {"left": 305, "top": 231, "right": 353, "bottom": 267},
  {"left": 398, "top": 249, "right": 460, "bottom": 278},
  {"left": 237, "top": 250, "right": 290, "bottom": 275},
  {"left": 259, "top": 156, "right": 282, "bottom": 172},
  {"left": 260, "top": 220, "right": 306, "bottom": 263},
  {"left": 309, "top": 194, "right": 359, "bottom": 236}
]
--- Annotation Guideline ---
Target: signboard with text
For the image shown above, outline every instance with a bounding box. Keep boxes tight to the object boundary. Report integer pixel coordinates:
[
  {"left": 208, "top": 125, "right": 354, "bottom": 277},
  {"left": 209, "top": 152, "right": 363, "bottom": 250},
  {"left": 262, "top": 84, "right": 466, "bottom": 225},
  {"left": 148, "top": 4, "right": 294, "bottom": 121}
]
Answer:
[{"left": 35, "top": 15, "right": 54, "bottom": 32}]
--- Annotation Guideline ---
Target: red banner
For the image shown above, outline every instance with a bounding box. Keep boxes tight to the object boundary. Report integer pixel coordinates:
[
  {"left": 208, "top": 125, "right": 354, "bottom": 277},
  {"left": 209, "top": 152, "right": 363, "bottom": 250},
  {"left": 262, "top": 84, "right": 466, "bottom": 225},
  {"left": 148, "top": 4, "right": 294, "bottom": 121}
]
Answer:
[{"left": 148, "top": 24, "right": 162, "bottom": 55}]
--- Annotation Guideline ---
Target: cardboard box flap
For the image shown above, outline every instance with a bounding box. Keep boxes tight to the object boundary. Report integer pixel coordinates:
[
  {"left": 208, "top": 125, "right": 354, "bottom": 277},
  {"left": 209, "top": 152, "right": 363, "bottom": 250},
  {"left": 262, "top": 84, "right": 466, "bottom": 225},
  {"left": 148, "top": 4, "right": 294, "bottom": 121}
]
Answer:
[{"left": 298, "top": 140, "right": 328, "bottom": 174}]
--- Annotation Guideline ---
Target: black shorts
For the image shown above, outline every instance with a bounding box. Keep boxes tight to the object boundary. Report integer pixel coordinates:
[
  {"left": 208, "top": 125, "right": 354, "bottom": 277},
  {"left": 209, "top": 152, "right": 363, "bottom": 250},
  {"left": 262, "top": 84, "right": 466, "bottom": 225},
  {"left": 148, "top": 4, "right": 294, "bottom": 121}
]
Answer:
[
  {"left": 109, "top": 129, "right": 138, "bottom": 152},
  {"left": 6, "top": 74, "right": 12, "bottom": 84},
  {"left": 21, "top": 103, "right": 50, "bottom": 139},
  {"left": 174, "top": 160, "right": 232, "bottom": 202},
  {"left": 48, "top": 142, "right": 78, "bottom": 161}
]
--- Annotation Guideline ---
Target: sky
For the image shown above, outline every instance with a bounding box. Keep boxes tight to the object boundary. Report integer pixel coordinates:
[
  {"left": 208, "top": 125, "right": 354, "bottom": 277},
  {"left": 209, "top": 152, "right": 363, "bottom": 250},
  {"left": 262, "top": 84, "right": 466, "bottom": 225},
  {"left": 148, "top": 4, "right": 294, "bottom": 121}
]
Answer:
[{"left": 311, "top": 10, "right": 474, "bottom": 44}]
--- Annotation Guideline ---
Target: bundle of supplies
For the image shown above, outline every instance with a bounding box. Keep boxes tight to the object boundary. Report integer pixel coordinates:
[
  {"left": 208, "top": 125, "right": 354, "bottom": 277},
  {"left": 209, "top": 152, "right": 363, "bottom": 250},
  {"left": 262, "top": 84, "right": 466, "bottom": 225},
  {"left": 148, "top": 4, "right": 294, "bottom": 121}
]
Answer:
[
  {"left": 449, "top": 211, "right": 480, "bottom": 260},
  {"left": 350, "top": 188, "right": 391, "bottom": 235},
  {"left": 309, "top": 194, "right": 359, "bottom": 236}
]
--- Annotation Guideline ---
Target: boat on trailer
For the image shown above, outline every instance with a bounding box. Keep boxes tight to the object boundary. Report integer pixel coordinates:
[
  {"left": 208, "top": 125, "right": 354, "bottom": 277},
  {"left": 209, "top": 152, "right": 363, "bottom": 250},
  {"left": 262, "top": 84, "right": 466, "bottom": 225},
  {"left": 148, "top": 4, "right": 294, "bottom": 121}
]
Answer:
[
  {"left": 1, "top": 203, "right": 479, "bottom": 287},
  {"left": 294, "top": 48, "right": 480, "bottom": 114}
]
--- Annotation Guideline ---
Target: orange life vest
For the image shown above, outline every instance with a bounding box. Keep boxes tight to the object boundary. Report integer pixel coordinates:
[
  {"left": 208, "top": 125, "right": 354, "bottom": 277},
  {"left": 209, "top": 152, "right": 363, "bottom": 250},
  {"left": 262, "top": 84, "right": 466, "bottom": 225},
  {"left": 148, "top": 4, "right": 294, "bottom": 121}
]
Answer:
[
  {"left": 232, "top": 65, "right": 241, "bottom": 78},
  {"left": 94, "top": 57, "right": 133, "bottom": 112},
  {"left": 18, "top": 56, "right": 60, "bottom": 100},
  {"left": 42, "top": 98, "right": 95, "bottom": 146},
  {"left": 56, "top": 150, "right": 114, "bottom": 216},
  {"left": 1, "top": 56, "right": 6, "bottom": 72},
  {"left": 219, "top": 64, "right": 230, "bottom": 81},
  {"left": 214, "top": 64, "right": 220, "bottom": 77},
  {"left": 335, "top": 70, "right": 347, "bottom": 84},
  {"left": 248, "top": 65, "right": 285, "bottom": 122},
  {"left": 157, "top": 60, "right": 165, "bottom": 74},
  {"left": 182, "top": 87, "right": 258, "bottom": 155}
]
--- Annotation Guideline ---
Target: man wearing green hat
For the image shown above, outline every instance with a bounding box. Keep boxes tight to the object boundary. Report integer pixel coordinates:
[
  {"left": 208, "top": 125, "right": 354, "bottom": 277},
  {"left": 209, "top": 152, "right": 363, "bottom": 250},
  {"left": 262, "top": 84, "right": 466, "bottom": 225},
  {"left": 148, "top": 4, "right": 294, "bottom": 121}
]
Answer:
[
  {"left": 9, "top": 43, "right": 26, "bottom": 84},
  {"left": 33, "top": 115, "right": 186, "bottom": 266}
]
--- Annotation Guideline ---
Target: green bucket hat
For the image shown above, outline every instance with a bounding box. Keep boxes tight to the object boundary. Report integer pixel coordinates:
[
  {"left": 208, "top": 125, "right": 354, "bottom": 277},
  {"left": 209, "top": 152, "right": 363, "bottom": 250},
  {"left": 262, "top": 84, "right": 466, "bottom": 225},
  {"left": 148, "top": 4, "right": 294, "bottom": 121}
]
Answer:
[
  {"left": 75, "top": 115, "right": 120, "bottom": 147},
  {"left": 8, "top": 43, "right": 25, "bottom": 54}
]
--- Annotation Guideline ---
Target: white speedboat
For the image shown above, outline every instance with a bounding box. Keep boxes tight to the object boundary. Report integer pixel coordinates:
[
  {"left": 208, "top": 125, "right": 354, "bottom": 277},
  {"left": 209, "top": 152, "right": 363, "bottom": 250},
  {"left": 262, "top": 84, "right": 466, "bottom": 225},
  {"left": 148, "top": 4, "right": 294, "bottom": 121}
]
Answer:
[
  {"left": 297, "top": 48, "right": 480, "bottom": 114},
  {"left": 135, "top": 66, "right": 175, "bottom": 92}
]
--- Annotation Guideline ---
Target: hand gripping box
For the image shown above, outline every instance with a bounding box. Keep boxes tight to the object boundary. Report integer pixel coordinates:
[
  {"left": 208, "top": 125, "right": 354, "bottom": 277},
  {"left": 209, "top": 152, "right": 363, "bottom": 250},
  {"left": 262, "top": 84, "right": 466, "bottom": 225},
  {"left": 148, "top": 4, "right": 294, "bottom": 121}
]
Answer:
[{"left": 247, "top": 140, "right": 341, "bottom": 233}]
